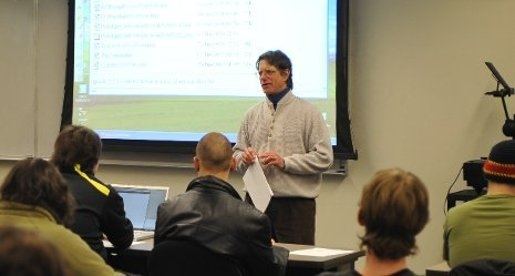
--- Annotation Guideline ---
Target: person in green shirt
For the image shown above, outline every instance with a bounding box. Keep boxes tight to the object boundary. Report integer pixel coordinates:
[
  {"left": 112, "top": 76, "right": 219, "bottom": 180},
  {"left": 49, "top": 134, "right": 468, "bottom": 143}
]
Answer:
[{"left": 444, "top": 139, "right": 515, "bottom": 267}]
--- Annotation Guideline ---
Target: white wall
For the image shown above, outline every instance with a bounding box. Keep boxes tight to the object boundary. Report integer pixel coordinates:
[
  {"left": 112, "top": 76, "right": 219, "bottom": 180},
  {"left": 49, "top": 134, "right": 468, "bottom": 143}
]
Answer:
[{"left": 1, "top": 0, "right": 515, "bottom": 273}]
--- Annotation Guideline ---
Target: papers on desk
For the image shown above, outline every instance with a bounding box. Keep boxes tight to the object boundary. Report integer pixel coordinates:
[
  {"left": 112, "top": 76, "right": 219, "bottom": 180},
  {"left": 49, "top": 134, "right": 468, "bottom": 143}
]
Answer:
[
  {"left": 243, "top": 157, "right": 273, "bottom": 213},
  {"left": 290, "top": 247, "right": 354, "bottom": 257}
]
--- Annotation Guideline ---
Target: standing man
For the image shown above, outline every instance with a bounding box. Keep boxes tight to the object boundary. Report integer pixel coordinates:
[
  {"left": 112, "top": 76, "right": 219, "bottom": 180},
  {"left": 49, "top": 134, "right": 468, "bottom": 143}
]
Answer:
[{"left": 234, "top": 50, "right": 333, "bottom": 245}]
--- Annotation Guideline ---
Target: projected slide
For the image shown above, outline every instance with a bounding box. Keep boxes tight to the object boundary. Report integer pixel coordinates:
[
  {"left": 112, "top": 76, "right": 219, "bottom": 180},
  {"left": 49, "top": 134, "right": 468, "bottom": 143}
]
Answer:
[{"left": 73, "top": 0, "right": 337, "bottom": 143}]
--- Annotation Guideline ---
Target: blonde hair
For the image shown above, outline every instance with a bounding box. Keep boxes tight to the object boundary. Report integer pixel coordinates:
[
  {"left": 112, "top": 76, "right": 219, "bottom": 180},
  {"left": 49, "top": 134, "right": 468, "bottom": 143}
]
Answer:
[{"left": 358, "top": 168, "right": 429, "bottom": 260}]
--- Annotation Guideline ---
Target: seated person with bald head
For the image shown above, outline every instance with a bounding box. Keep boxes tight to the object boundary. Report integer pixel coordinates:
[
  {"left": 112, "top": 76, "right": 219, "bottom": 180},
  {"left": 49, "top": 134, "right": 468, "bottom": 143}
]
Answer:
[{"left": 154, "top": 132, "right": 288, "bottom": 276}]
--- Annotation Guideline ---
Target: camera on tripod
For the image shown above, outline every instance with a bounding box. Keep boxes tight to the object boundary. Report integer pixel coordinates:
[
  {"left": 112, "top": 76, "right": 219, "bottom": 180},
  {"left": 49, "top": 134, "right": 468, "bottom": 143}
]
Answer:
[
  {"left": 462, "top": 159, "right": 487, "bottom": 194},
  {"left": 448, "top": 62, "right": 513, "bottom": 210}
]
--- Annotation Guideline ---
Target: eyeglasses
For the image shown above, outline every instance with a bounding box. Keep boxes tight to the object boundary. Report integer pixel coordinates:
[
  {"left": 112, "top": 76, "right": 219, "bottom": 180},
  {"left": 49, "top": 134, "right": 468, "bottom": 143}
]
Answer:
[{"left": 257, "top": 69, "right": 279, "bottom": 77}]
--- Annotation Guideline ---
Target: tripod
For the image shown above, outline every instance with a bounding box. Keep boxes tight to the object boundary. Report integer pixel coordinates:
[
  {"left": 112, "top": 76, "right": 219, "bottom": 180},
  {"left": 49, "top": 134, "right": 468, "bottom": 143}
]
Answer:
[
  {"left": 447, "top": 62, "right": 514, "bottom": 210},
  {"left": 484, "top": 62, "right": 515, "bottom": 139}
]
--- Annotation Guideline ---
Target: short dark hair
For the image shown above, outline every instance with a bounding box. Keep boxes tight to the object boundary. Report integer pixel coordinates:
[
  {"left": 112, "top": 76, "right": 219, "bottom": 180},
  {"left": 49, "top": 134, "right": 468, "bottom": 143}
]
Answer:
[
  {"left": 51, "top": 125, "right": 102, "bottom": 175},
  {"left": 256, "top": 50, "right": 293, "bottom": 89},
  {"left": 358, "top": 168, "right": 429, "bottom": 260},
  {"left": 0, "top": 226, "right": 70, "bottom": 276},
  {"left": 195, "top": 132, "right": 233, "bottom": 172},
  {"left": 0, "top": 158, "right": 75, "bottom": 226}
]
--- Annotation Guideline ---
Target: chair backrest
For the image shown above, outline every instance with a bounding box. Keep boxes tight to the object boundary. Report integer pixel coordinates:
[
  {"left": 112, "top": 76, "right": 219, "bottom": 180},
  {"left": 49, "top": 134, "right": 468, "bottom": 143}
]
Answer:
[
  {"left": 450, "top": 259, "right": 515, "bottom": 276},
  {"left": 148, "top": 239, "right": 247, "bottom": 276}
]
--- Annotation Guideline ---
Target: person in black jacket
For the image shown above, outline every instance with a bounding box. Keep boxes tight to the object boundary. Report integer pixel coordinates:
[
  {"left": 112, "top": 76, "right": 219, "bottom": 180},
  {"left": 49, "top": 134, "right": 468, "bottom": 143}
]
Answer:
[
  {"left": 155, "top": 132, "right": 288, "bottom": 276},
  {"left": 51, "top": 125, "right": 133, "bottom": 260}
]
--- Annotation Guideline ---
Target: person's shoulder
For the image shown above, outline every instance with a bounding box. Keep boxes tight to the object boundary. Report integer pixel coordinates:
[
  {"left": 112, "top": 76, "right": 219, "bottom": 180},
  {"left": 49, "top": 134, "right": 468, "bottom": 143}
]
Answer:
[
  {"left": 446, "top": 197, "right": 483, "bottom": 221},
  {"left": 235, "top": 201, "right": 272, "bottom": 229},
  {"left": 238, "top": 199, "right": 266, "bottom": 217},
  {"left": 289, "top": 93, "right": 322, "bottom": 113},
  {"left": 157, "top": 195, "right": 181, "bottom": 210},
  {"left": 157, "top": 192, "right": 197, "bottom": 215},
  {"left": 105, "top": 184, "right": 121, "bottom": 197},
  {"left": 243, "top": 100, "right": 267, "bottom": 115},
  {"left": 38, "top": 221, "right": 88, "bottom": 246},
  {"left": 212, "top": 194, "right": 267, "bottom": 225},
  {"left": 33, "top": 223, "right": 115, "bottom": 275}
]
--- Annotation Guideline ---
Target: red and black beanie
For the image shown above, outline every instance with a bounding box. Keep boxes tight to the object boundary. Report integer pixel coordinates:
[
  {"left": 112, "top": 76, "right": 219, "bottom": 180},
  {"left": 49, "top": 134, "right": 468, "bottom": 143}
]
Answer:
[{"left": 483, "top": 140, "right": 515, "bottom": 185}]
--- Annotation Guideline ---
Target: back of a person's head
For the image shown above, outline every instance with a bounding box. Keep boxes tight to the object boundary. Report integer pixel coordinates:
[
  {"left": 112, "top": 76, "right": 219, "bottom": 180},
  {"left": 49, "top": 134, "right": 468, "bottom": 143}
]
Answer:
[
  {"left": 0, "top": 158, "right": 75, "bottom": 226},
  {"left": 483, "top": 139, "right": 515, "bottom": 186},
  {"left": 195, "top": 132, "right": 233, "bottom": 172},
  {"left": 51, "top": 124, "right": 102, "bottom": 175},
  {"left": 358, "top": 168, "right": 429, "bottom": 260},
  {"left": 0, "top": 226, "right": 70, "bottom": 276}
]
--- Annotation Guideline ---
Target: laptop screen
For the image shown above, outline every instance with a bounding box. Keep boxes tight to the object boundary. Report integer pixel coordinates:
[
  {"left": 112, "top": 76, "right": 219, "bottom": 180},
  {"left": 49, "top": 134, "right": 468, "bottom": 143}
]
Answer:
[{"left": 114, "top": 186, "right": 169, "bottom": 231}]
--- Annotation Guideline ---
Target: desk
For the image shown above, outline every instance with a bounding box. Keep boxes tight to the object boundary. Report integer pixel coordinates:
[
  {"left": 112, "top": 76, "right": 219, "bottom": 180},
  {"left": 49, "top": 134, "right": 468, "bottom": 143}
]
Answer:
[{"left": 107, "top": 240, "right": 363, "bottom": 276}]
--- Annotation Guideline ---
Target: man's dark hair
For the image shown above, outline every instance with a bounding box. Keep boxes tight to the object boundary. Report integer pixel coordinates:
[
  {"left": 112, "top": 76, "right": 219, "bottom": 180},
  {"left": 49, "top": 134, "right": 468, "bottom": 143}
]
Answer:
[
  {"left": 0, "top": 226, "right": 70, "bottom": 276},
  {"left": 196, "top": 132, "right": 233, "bottom": 172},
  {"left": 51, "top": 125, "right": 102, "bottom": 175},
  {"left": 358, "top": 168, "right": 429, "bottom": 260},
  {"left": 0, "top": 158, "right": 75, "bottom": 226},
  {"left": 256, "top": 50, "right": 293, "bottom": 89}
]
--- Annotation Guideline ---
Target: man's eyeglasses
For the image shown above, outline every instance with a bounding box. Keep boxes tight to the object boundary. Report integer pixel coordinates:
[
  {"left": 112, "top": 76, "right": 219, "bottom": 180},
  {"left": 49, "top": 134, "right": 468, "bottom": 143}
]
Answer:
[{"left": 257, "top": 69, "right": 279, "bottom": 77}]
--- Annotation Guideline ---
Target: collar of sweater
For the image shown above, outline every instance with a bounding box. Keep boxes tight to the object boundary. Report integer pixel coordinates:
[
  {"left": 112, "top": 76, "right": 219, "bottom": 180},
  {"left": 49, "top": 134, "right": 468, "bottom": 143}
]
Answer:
[
  {"left": 265, "top": 90, "right": 295, "bottom": 110},
  {"left": 0, "top": 201, "right": 57, "bottom": 223},
  {"left": 266, "top": 87, "right": 290, "bottom": 108}
]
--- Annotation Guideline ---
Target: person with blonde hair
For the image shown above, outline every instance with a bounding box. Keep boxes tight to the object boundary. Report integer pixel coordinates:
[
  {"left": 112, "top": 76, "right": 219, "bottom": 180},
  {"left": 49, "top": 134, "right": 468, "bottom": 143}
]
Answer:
[
  {"left": 357, "top": 168, "right": 429, "bottom": 276},
  {"left": 320, "top": 168, "right": 429, "bottom": 276}
]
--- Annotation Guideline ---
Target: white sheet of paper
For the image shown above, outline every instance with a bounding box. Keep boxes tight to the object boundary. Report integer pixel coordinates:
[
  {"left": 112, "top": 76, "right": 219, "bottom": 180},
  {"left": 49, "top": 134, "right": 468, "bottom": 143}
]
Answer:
[
  {"left": 290, "top": 247, "right": 354, "bottom": 257},
  {"left": 243, "top": 157, "right": 273, "bottom": 213}
]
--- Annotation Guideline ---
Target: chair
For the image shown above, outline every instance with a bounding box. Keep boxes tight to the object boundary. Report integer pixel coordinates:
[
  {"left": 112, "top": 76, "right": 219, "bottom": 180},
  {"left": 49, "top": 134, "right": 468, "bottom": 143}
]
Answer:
[
  {"left": 450, "top": 259, "right": 515, "bottom": 276},
  {"left": 148, "top": 239, "right": 248, "bottom": 276}
]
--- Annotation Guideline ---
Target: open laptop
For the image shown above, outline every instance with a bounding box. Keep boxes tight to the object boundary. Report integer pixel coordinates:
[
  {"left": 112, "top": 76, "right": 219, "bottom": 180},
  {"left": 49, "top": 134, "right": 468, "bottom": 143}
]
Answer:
[{"left": 112, "top": 184, "right": 170, "bottom": 241}]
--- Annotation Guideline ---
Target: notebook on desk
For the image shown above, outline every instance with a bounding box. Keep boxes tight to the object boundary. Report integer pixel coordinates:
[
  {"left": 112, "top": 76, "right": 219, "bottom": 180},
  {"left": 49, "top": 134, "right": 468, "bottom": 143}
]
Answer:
[{"left": 112, "top": 184, "right": 170, "bottom": 241}]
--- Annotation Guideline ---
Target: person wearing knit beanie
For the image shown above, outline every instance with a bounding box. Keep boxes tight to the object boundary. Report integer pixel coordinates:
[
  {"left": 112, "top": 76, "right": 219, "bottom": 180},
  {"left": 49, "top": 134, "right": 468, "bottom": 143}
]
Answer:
[
  {"left": 483, "top": 139, "right": 515, "bottom": 186},
  {"left": 444, "top": 139, "right": 515, "bottom": 269}
]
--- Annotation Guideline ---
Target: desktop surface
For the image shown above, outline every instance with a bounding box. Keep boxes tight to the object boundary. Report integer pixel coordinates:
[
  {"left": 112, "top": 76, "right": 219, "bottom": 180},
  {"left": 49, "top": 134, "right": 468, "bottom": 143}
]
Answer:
[{"left": 106, "top": 239, "right": 364, "bottom": 275}]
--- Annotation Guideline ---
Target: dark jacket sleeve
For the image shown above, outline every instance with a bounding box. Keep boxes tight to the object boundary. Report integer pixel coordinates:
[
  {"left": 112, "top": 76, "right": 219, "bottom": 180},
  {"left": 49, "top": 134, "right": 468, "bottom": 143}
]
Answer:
[
  {"left": 246, "top": 214, "right": 289, "bottom": 276},
  {"left": 154, "top": 202, "right": 168, "bottom": 246},
  {"left": 101, "top": 189, "right": 134, "bottom": 249}
]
